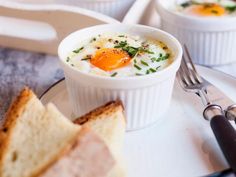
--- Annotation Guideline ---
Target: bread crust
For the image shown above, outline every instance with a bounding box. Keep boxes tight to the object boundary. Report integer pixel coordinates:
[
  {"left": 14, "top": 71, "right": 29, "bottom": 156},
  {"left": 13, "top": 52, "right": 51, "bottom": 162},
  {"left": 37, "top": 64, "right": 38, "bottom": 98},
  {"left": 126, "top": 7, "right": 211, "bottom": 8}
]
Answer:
[
  {"left": 0, "top": 87, "right": 35, "bottom": 174},
  {"left": 0, "top": 88, "right": 76, "bottom": 177},
  {"left": 74, "top": 101, "right": 125, "bottom": 125}
]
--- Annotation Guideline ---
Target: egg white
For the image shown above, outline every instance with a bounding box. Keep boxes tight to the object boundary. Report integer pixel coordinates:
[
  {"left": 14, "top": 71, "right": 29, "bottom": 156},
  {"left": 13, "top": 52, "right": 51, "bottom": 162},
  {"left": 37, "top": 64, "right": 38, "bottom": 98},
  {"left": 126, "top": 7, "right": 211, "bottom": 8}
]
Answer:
[{"left": 66, "top": 33, "right": 172, "bottom": 77}]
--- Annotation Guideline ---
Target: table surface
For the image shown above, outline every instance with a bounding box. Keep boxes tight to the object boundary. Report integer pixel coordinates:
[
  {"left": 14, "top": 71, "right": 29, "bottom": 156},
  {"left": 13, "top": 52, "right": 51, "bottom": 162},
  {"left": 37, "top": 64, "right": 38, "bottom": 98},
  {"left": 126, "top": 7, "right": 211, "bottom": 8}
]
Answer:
[
  {"left": 0, "top": 47, "right": 63, "bottom": 120},
  {"left": 0, "top": 47, "right": 235, "bottom": 120}
]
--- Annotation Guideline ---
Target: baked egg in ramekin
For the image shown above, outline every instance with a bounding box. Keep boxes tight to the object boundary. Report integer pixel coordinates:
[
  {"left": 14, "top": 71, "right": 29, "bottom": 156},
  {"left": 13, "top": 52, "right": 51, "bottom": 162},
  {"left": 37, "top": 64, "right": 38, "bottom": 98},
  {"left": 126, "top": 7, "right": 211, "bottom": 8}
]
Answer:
[
  {"left": 58, "top": 24, "right": 182, "bottom": 130},
  {"left": 156, "top": 0, "right": 236, "bottom": 66}
]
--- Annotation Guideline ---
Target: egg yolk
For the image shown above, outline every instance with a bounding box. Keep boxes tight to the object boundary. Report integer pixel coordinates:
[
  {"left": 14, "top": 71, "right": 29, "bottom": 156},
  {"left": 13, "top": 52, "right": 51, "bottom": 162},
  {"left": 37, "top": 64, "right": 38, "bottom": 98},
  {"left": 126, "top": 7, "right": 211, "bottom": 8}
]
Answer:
[
  {"left": 190, "top": 3, "right": 225, "bottom": 16},
  {"left": 90, "top": 48, "right": 131, "bottom": 71}
]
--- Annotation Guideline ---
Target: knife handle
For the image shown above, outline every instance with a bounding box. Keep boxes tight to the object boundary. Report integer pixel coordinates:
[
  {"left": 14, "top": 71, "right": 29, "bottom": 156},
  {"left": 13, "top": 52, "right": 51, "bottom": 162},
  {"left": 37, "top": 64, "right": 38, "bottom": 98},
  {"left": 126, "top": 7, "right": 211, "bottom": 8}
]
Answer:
[{"left": 210, "top": 115, "right": 236, "bottom": 173}]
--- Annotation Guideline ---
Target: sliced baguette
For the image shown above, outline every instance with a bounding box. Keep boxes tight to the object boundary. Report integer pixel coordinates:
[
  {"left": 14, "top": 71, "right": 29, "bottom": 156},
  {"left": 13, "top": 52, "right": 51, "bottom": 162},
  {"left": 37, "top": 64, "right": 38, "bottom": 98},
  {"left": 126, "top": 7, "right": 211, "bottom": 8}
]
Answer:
[
  {"left": 74, "top": 101, "right": 126, "bottom": 177},
  {"left": 0, "top": 88, "right": 115, "bottom": 177}
]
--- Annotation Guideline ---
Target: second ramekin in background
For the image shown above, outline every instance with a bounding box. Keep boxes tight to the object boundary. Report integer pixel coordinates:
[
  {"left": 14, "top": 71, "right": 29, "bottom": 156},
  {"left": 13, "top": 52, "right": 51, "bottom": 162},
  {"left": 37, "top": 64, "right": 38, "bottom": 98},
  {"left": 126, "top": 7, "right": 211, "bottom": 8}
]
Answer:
[
  {"left": 156, "top": 0, "right": 236, "bottom": 66},
  {"left": 57, "top": 0, "right": 135, "bottom": 20},
  {"left": 58, "top": 24, "right": 182, "bottom": 130}
]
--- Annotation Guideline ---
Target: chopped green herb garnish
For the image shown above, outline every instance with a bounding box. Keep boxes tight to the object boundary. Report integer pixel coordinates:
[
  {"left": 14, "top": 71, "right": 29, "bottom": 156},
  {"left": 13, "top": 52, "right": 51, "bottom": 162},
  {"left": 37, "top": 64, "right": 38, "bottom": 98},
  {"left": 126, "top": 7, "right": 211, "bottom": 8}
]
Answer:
[
  {"left": 151, "top": 57, "right": 161, "bottom": 62},
  {"left": 157, "top": 58, "right": 162, "bottom": 62},
  {"left": 66, "top": 57, "right": 70, "bottom": 62},
  {"left": 71, "top": 64, "right": 74, "bottom": 67},
  {"left": 141, "top": 60, "right": 149, "bottom": 66},
  {"left": 135, "top": 73, "right": 143, "bottom": 76},
  {"left": 134, "top": 59, "right": 137, "bottom": 63},
  {"left": 162, "top": 53, "right": 170, "bottom": 60},
  {"left": 180, "top": 1, "right": 199, "bottom": 8},
  {"left": 225, "top": 5, "right": 236, "bottom": 13},
  {"left": 139, "top": 48, "right": 154, "bottom": 54},
  {"left": 159, "top": 53, "right": 163, "bottom": 57},
  {"left": 115, "top": 41, "right": 139, "bottom": 57},
  {"left": 149, "top": 68, "right": 156, "bottom": 73},
  {"left": 114, "top": 41, "right": 127, "bottom": 48},
  {"left": 81, "top": 57, "right": 91, "bottom": 61},
  {"left": 90, "top": 37, "right": 96, "bottom": 42},
  {"left": 146, "top": 70, "right": 150, "bottom": 74},
  {"left": 126, "top": 46, "right": 139, "bottom": 57},
  {"left": 151, "top": 57, "right": 156, "bottom": 62},
  {"left": 156, "top": 66, "right": 161, "bottom": 70},
  {"left": 180, "top": 2, "right": 192, "bottom": 8},
  {"left": 145, "top": 50, "right": 154, "bottom": 54},
  {"left": 153, "top": 53, "right": 170, "bottom": 62},
  {"left": 118, "top": 35, "right": 125, "bottom": 37},
  {"left": 115, "top": 41, "right": 155, "bottom": 57},
  {"left": 134, "top": 64, "right": 142, "bottom": 70},
  {"left": 111, "top": 72, "right": 117, "bottom": 77},
  {"left": 73, "top": 47, "right": 84, "bottom": 54},
  {"left": 81, "top": 54, "right": 92, "bottom": 61}
]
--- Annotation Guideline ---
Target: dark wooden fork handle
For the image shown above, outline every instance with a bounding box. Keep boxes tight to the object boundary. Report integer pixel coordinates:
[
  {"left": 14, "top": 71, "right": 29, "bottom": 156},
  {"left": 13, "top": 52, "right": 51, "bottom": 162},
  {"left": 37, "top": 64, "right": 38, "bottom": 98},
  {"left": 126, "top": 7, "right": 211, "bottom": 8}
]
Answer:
[{"left": 210, "top": 115, "right": 236, "bottom": 173}]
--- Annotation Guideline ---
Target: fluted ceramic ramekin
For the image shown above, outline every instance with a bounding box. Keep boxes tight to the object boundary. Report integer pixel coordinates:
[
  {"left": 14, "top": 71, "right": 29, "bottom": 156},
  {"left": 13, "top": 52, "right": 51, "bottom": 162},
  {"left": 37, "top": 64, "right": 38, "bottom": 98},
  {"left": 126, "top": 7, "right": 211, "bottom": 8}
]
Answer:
[
  {"left": 57, "top": 0, "right": 135, "bottom": 20},
  {"left": 58, "top": 24, "right": 182, "bottom": 130},
  {"left": 156, "top": 0, "right": 236, "bottom": 66}
]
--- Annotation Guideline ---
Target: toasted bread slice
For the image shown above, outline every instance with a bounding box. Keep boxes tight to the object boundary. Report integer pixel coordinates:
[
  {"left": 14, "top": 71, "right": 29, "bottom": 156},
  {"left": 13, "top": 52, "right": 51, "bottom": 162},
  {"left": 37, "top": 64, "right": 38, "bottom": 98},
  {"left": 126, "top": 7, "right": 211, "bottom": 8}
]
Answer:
[
  {"left": 0, "top": 88, "right": 114, "bottom": 177},
  {"left": 74, "top": 101, "right": 126, "bottom": 177},
  {"left": 40, "top": 126, "right": 115, "bottom": 177},
  {"left": 0, "top": 88, "right": 81, "bottom": 177}
]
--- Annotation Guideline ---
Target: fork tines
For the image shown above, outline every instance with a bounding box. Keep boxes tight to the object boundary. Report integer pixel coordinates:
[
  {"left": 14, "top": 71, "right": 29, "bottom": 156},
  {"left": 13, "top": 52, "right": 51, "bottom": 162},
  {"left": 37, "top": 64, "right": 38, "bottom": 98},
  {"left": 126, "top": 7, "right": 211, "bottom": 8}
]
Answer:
[{"left": 178, "top": 45, "right": 203, "bottom": 87}]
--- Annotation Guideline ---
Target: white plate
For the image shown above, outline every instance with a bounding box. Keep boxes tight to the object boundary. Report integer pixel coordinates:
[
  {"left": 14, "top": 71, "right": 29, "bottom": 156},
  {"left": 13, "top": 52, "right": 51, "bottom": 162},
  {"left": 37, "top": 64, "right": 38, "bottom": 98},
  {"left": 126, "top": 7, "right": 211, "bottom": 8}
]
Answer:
[{"left": 40, "top": 65, "right": 236, "bottom": 177}]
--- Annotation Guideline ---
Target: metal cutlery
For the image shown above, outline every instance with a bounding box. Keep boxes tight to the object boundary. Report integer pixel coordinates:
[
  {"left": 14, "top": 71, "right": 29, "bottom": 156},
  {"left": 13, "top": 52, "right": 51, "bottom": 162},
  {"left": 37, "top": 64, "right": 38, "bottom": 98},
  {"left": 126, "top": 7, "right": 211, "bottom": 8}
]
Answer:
[
  {"left": 177, "top": 45, "right": 236, "bottom": 173},
  {"left": 183, "top": 46, "right": 236, "bottom": 122}
]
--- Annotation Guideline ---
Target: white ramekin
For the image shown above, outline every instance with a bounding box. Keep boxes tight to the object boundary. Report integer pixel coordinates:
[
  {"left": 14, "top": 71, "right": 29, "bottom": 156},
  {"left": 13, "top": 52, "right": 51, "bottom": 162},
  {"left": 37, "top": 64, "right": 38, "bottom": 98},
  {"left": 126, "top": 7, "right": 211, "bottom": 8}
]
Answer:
[
  {"left": 56, "top": 0, "right": 135, "bottom": 20},
  {"left": 156, "top": 0, "right": 236, "bottom": 66},
  {"left": 58, "top": 24, "right": 182, "bottom": 130}
]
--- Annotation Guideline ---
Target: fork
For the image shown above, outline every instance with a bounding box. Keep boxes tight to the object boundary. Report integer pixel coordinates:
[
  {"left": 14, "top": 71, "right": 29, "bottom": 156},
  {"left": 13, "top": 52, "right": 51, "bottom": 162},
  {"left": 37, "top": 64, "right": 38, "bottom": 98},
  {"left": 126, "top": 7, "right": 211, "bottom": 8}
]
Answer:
[{"left": 177, "top": 45, "right": 236, "bottom": 173}]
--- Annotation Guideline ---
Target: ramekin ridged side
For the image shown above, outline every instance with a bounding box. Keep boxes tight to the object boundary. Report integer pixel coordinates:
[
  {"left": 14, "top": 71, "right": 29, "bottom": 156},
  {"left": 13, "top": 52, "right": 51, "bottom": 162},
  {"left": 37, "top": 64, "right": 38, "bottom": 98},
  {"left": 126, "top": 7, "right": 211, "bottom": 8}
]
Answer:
[
  {"left": 58, "top": 0, "right": 135, "bottom": 20},
  {"left": 64, "top": 72, "right": 176, "bottom": 130},
  {"left": 162, "top": 21, "right": 236, "bottom": 66},
  {"left": 58, "top": 24, "right": 182, "bottom": 131},
  {"left": 156, "top": 0, "right": 236, "bottom": 66}
]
